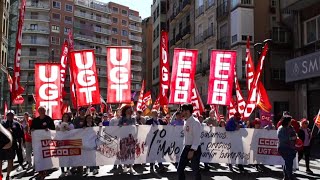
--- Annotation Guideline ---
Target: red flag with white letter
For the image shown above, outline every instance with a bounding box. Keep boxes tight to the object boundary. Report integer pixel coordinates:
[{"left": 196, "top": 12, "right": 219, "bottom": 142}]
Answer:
[
  {"left": 257, "top": 81, "right": 272, "bottom": 112},
  {"left": 228, "top": 99, "right": 237, "bottom": 119},
  {"left": 207, "top": 50, "right": 236, "bottom": 105},
  {"left": 152, "top": 96, "right": 161, "bottom": 111},
  {"left": 35, "top": 63, "right": 62, "bottom": 119},
  {"left": 246, "top": 38, "right": 255, "bottom": 91},
  {"left": 160, "top": 31, "right": 170, "bottom": 105},
  {"left": 12, "top": 0, "right": 26, "bottom": 102},
  {"left": 136, "top": 80, "right": 145, "bottom": 111},
  {"left": 60, "top": 40, "right": 69, "bottom": 97},
  {"left": 169, "top": 48, "right": 197, "bottom": 104},
  {"left": 70, "top": 50, "right": 101, "bottom": 107},
  {"left": 191, "top": 83, "right": 205, "bottom": 117},
  {"left": 4, "top": 102, "right": 8, "bottom": 120},
  {"left": 106, "top": 47, "right": 132, "bottom": 103},
  {"left": 243, "top": 43, "right": 269, "bottom": 118},
  {"left": 234, "top": 73, "right": 246, "bottom": 115}
]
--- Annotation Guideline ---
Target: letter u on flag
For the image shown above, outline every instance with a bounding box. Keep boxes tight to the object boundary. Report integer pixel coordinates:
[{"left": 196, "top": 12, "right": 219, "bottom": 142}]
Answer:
[
  {"left": 106, "top": 47, "right": 132, "bottom": 103},
  {"left": 35, "top": 63, "right": 62, "bottom": 119},
  {"left": 207, "top": 50, "right": 236, "bottom": 105},
  {"left": 169, "top": 48, "right": 197, "bottom": 104},
  {"left": 70, "top": 50, "right": 101, "bottom": 107}
]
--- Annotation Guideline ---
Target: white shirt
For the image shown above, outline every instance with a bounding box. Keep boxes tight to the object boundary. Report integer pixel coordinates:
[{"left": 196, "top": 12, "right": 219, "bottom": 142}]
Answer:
[
  {"left": 109, "top": 117, "right": 120, "bottom": 126},
  {"left": 183, "top": 115, "right": 201, "bottom": 150}
]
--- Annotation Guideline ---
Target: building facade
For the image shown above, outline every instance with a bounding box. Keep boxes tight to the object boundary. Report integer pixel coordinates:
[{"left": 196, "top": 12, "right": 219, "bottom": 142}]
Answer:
[
  {"left": 151, "top": 0, "right": 167, "bottom": 98},
  {"left": 283, "top": 0, "right": 320, "bottom": 120},
  {"left": 141, "top": 17, "right": 153, "bottom": 91}
]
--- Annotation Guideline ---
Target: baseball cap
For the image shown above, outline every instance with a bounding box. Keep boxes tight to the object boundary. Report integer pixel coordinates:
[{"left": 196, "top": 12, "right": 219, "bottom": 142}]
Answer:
[
  {"left": 103, "top": 113, "right": 108, "bottom": 117},
  {"left": 6, "top": 110, "right": 15, "bottom": 115},
  {"left": 90, "top": 107, "right": 96, "bottom": 111}
]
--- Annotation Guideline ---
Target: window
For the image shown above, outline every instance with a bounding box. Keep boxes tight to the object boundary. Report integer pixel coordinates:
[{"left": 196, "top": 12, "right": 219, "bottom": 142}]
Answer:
[
  {"left": 305, "top": 17, "right": 317, "bottom": 44},
  {"left": 153, "top": 68, "right": 156, "bottom": 80},
  {"left": 122, "top": 10, "right": 127, "bottom": 15},
  {"left": 30, "top": 24, "right": 38, "bottom": 30},
  {"left": 271, "top": 0, "right": 276, "bottom": 7},
  {"left": 112, "top": 38, "right": 118, "bottom": 45},
  {"left": 112, "top": 27, "right": 118, "bottom": 34},
  {"left": 65, "top": 16, "right": 72, "bottom": 24},
  {"left": 51, "top": 25, "right": 60, "bottom": 33},
  {"left": 65, "top": 4, "right": 73, "bottom": 12},
  {"left": 121, "top": 40, "right": 127, "bottom": 45},
  {"left": 113, "top": 17, "right": 118, "bottom": 23},
  {"left": 122, "top": 20, "right": 127, "bottom": 26},
  {"left": 64, "top": 27, "right": 70, "bottom": 34},
  {"left": 122, "top": 30, "right": 128, "bottom": 36},
  {"left": 232, "top": 35, "right": 237, "bottom": 43},
  {"left": 113, "top": 7, "right": 118, "bottom": 13},
  {"left": 29, "top": 60, "right": 36, "bottom": 68},
  {"left": 242, "top": 35, "right": 252, "bottom": 41},
  {"left": 52, "top": 13, "right": 60, "bottom": 21},
  {"left": 29, "top": 48, "right": 37, "bottom": 56},
  {"left": 52, "top": 1, "right": 60, "bottom": 9},
  {"left": 31, "top": 35, "right": 37, "bottom": 44},
  {"left": 51, "top": 36, "right": 60, "bottom": 45},
  {"left": 242, "top": 59, "right": 246, "bottom": 79},
  {"left": 156, "top": 65, "right": 159, "bottom": 78},
  {"left": 272, "top": 69, "right": 285, "bottom": 80}
]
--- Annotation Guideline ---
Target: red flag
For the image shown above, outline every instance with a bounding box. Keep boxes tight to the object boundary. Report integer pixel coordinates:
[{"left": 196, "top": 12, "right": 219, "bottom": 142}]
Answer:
[
  {"left": 246, "top": 37, "right": 255, "bottom": 91},
  {"left": 207, "top": 50, "right": 236, "bottom": 105},
  {"left": 160, "top": 31, "right": 170, "bottom": 105},
  {"left": 4, "top": 102, "right": 8, "bottom": 120},
  {"left": 191, "top": 83, "right": 205, "bottom": 117},
  {"left": 228, "top": 99, "right": 237, "bottom": 119},
  {"left": 142, "top": 91, "right": 152, "bottom": 107},
  {"left": 70, "top": 50, "right": 101, "bottom": 106},
  {"left": 257, "top": 81, "right": 272, "bottom": 112},
  {"left": 136, "top": 80, "right": 145, "bottom": 111},
  {"left": 169, "top": 49, "right": 197, "bottom": 104},
  {"left": 100, "top": 96, "right": 107, "bottom": 113},
  {"left": 243, "top": 43, "right": 269, "bottom": 118},
  {"left": 7, "top": 74, "right": 13, "bottom": 93},
  {"left": 60, "top": 41, "right": 69, "bottom": 97},
  {"left": 35, "top": 63, "right": 62, "bottom": 119},
  {"left": 13, "top": 95, "right": 24, "bottom": 105},
  {"left": 106, "top": 47, "right": 132, "bottom": 103},
  {"left": 315, "top": 109, "right": 320, "bottom": 128},
  {"left": 234, "top": 73, "right": 246, "bottom": 115},
  {"left": 152, "top": 96, "right": 161, "bottom": 111},
  {"left": 12, "top": 0, "right": 26, "bottom": 101},
  {"left": 68, "top": 30, "right": 74, "bottom": 50}
]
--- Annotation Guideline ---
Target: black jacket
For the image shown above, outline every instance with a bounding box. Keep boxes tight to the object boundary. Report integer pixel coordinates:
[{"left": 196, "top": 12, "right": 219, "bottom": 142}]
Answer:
[
  {"left": 30, "top": 115, "right": 55, "bottom": 130},
  {"left": 298, "top": 128, "right": 312, "bottom": 146},
  {"left": 146, "top": 118, "right": 167, "bottom": 125}
]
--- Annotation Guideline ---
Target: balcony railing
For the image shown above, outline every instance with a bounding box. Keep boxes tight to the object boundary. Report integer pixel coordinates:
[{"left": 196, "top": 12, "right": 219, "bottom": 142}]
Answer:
[
  {"left": 205, "top": 0, "right": 215, "bottom": 10},
  {"left": 24, "top": 15, "right": 49, "bottom": 21},
  {"left": 129, "top": 34, "right": 142, "bottom": 42},
  {"left": 23, "top": 27, "right": 49, "bottom": 34},
  {"left": 196, "top": 5, "right": 204, "bottom": 17},
  {"left": 132, "top": 45, "right": 142, "bottom": 52},
  {"left": 21, "top": 51, "right": 49, "bottom": 58},
  {"left": 132, "top": 75, "right": 142, "bottom": 81},
  {"left": 95, "top": 49, "right": 107, "bottom": 56},
  {"left": 195, "top": 33, "right": 204, "bottom": 45},
  {"left": 74, "top": 33, "right": 110, "bottom": 45},
  {"left": 204, "top": 27, "right": 215, "bottom": 39},
  {"left": 129, "top": 15, "right": 142, "bottom": 22},
  {"left": 74, "top": 10, "right": 112, "bottom": 25},
  {"left": 26, "top": 2, "right": 50, "bottom": 10},
  {"left": 175, "top": 32, "right": 183, "bottom": 44},
  {"left": 131, "top": 55, "right": 142, "bottom": 62},
  {"left": 182, "top": 0, "right": 191, "bottom": 9},
  {"left": 217, "top": 2, "right": 229, "bottom": 19},
  {"left": 22, "top": 38, "right": 49, "bottom": 46},
  {"left": 93, "top": 26, "right": 112, "bottom": 35},
  {"left": 217, "top": 36, "right": 230, "bottom": 49},
  {"left": 75, "top": 0, "right": 111, "bottom": 14},
  {"left": 131, "top": 65, "right": 142, "bottom": 71},
  {"left": 129, "top": 25, "right": 142, "bottom": 32},
  {"left": 182, "top": 25, "right": 191, "bottom": 38}
]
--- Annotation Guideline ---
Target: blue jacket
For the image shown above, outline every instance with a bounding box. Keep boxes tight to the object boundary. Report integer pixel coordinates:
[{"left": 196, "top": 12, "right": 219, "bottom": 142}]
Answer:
[{"left": 225, "top": 117, "right": 245, "bottom": 131}]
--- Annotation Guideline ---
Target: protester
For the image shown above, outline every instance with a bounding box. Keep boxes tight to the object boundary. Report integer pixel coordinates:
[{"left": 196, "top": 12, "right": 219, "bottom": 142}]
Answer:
[
  {"left": 135, "top": 110, "right": 146, "bottom": 125},
  {"left": 298, "top": 119, "right": 313, "bottom": 174},
  {"left": 170, "top": 111, "right": 184, "bottom": 126},
  {"left": 84, "top": 115, "right": 99, "bottom": 175},
  {"left": 56, "top": 113, "right": 74, "bottom": 177},
  {"left": 0, "top": 121, "right": 13, "bottom": 180},
  {"left": 219, "top": 120, "right": 226, "bottom": 127},
  {"left": 102, "top": 113, "right": 110, "bottom": 126},
  {"left": 198, "top": 115, "right": 204, "bottom": 124},
  {"left": 109, "top": 108, "right": 122, "bottom": 172},
  {"left": 177, "top": 104, "right": 201, "bottom": 180},
  {"left": 23, "top": 112, "right": 33, "bottom": 169},
  {"left": 203, "top": 109, "right": 218, "bottom": 127},
  {"left": 118, "top": 105, "right": 136, "bottom": 174},
  {"left": 146, "top": 109, "right": 167, "bottom": 172},
  {"left": 73, "top": 107, "right": 87, "bottom": 129},
  {"left": 91, "top": 107, "right": 102, "bottom": 125},
  {"left": 277, "top": 115, "right": 297, "bottom": 180}
]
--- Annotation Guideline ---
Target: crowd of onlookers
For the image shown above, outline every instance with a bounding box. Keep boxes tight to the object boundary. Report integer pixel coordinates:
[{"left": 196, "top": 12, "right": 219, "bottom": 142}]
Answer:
[{"left": 0, "top": 105, "right": 317, "bottom": 180}]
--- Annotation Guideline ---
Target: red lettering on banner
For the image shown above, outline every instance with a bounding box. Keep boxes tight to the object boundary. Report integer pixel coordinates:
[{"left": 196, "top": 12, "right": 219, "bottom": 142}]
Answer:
[
  {"left": 207, "top": 51, "right": 236, "bottom": 106},
  {"left": 258, "top": 138, "right": 278, "bottom": 147},
  {"left": 257, "top": 147, "right": 279, "bottom": 156},
  {"left": 160, "top": 31, "right": 170, "bottom": 99},
  {"left": 107, "top": 47, "right": 131, "bottom": 103},
  {"left": 35, "top": 64, "right": 62, "bottom": 119},
  {"left": 42, "top": 148, "right": 81, "bottom": 158}
]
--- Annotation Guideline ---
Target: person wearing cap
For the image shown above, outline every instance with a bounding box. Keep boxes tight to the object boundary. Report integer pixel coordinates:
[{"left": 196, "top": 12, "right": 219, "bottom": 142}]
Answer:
[
  {"left": 1, "top": 110, "right": 25, "bottom": 178},
  {"left": 0, "top": 120, "right": 13, "bottom": 180},
  {"left": 298, "top": 119, "right": 313, "bottom": 174},
  {"left": 102, "top": 113, "right": 110, "bottom": 126},
  {"left": 177, "top": 104, "right": 201, "bottom": 180},
  {"left": 22, "top": 112, "right": 33, "bottom": 169},
  {"left": 277, "top": 115, "right": 297, "bottom": 180},
  {"left": 135, "top": 110, "right": 146, "bottom": 125}
]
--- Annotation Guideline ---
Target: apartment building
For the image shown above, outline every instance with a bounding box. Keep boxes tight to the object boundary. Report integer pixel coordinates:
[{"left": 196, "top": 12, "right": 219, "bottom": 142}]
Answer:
[
  {"left": 142, "top": 17, "right": 153, "bottom": 91},
  {"left": 0, "top": 0, "right": 10, "bottom": 112},
  {"left": 151, "top": 0, "right": 167, "bottom": 97},
  {"left": 283, "top": 0, "right": 320, "bottom": 119},
  {"left": 194, "top": 0, "right": 216, "bottom": 102},
  {"left": 73, "top": 0, "right": 143, "bottom": 100}
]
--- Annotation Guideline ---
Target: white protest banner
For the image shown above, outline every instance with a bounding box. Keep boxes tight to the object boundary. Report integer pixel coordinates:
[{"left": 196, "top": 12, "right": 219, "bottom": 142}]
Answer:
[{"left": 32, "top": 126, "right": 293, "bottom": 171}]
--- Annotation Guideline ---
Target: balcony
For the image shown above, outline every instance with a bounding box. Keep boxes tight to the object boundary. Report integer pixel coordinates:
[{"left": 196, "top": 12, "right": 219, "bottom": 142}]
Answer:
[
  {"left": 21, "top": 51, "right": 49, "bottom": 59},
  {"left": 129, "top": 25, "right": 142, "bottom": 32},
  {"left": 23, "top": 27, "right": 49, "bottom": 34},
  {"left": 217, "top": 2, "right": 229, "bottom": 19},
  {"left": 196, "top": 5, "right": 204, "bottom": 18},
  {"left": 131, "top": 65, "right": 142, "bottom": 71},
  {"left": 75, "top": 0, "right": 111, "bottom": 14},
  {"left": 129, "top": 15, "right": 142, "bottom": 22},
  {"left": 132, "top": 75, "right": 142, "bottom": 81},
  {"left": 170, "top": 13, "right": 177, "bottom": 23},
  {"left": 217, "top": 36, "right": 230, "bottom": 49},
  {"left": 132, "top": 45, "right": 142, "bottom": 52},
  {"left": 95, "top": 49, "right": 107, "bottom": 56},
  {"left": 74, "top": 10, "right": 112, "bottom": 25},
  {"left": 24, "top": 15, "right": 49, "bottom": 22},
  {"left": 205, "top": 0, "right": 215, "bottom": 10},
  {"left": 131, "top": 55, "right": 142, "bottom": 62},
  {"left": 204, "top": 27, "right": 215, "bottom": 40},
  {"left": 182, "top": 25, "right": 191, "bottom": 39},
  {"left": 195, "top": 33, "right": 204, "bottom": 45},
  {"left": 182, "top": 0, "right": 191, "bottom": 11},
  {"left": 175, "top": 32, "right": 183, "bottom": 45},
  {"left": 170, "top": 38, "right": 176, "bottom": 47},
  {"left": 26, "top": 2, "right": 50, "bottom": 11},
  {"left": 175, "top": 4, "right": 183, "bottom": 19},
  {"left": 129, "top": 34, "right": 142, "bottom": 42},
  {"left": 22, "top": 38, "right": 49, "bottom": 47},
  {"left": 93, "top": 26, "right": 112, "bottom": 35},
  {"left": 74, "top": 33, "right": 110, "bottom": 45}
]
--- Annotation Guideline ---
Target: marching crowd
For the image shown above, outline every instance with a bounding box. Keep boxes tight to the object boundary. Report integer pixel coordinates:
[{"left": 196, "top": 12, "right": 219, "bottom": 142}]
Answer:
[{"left": 0, "top": 105, "right": 317, "bottom": 180}]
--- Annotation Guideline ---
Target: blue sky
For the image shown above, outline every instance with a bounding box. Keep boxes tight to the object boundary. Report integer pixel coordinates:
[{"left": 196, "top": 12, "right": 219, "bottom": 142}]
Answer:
[{"left": 101, "top": 0, "right": 153, "bottom": 19}]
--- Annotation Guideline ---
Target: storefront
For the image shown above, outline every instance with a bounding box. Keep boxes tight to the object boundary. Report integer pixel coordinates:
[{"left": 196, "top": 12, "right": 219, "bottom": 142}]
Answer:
[{"left": 286, "top": 50, "right": 320, "bottom": 120}]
